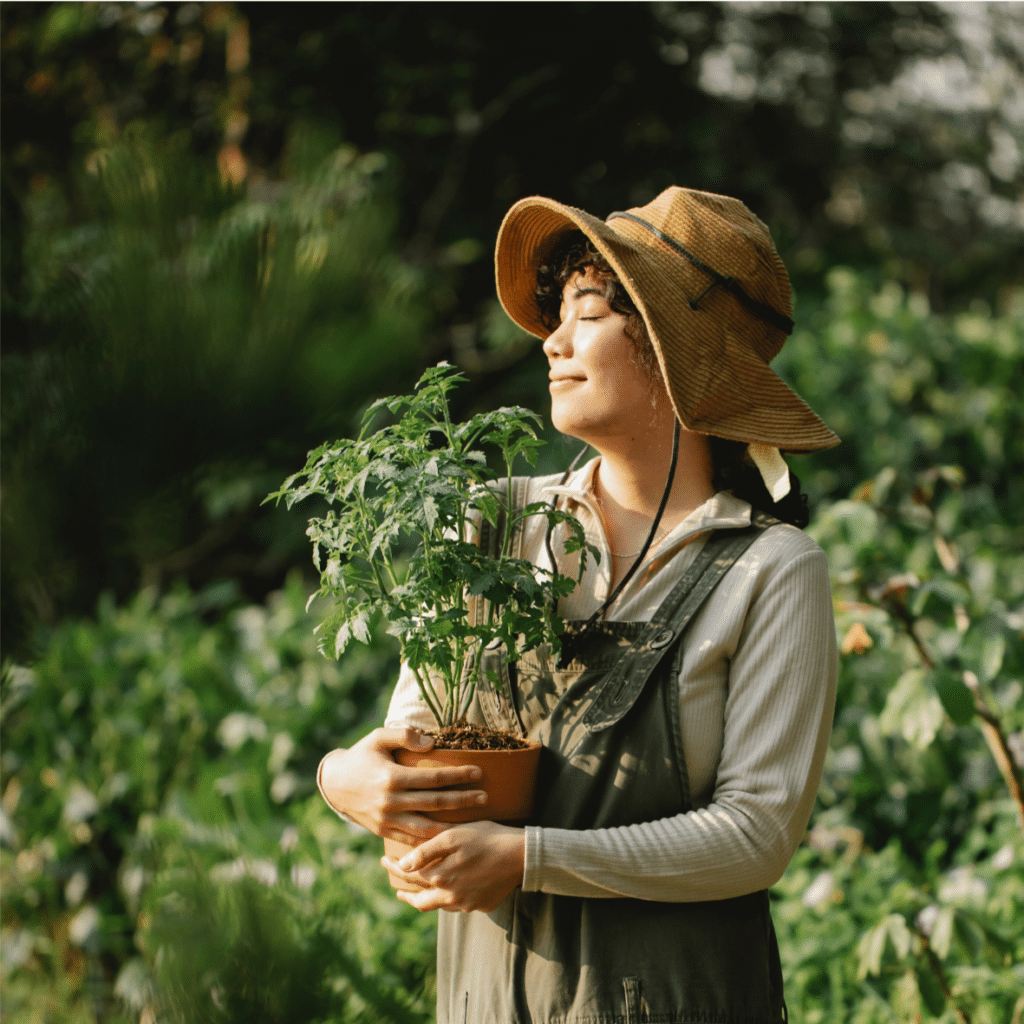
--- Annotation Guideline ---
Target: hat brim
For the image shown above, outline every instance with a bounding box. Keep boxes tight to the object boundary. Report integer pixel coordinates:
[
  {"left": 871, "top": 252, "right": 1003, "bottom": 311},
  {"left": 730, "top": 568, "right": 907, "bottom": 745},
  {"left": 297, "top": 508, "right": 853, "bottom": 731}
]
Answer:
[{"left": 495, "top": 195, "right": 839, "bottom": 453}]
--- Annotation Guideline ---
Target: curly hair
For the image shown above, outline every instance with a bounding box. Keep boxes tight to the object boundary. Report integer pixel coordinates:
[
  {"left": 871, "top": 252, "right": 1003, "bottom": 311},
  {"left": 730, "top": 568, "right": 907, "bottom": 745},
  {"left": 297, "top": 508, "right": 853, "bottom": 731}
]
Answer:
[
  {"left": 535, "top": 229, "right": 809, "bottom": 529},
  {"left": 535, "top": 231, "right": 661, "bottom": 383}
]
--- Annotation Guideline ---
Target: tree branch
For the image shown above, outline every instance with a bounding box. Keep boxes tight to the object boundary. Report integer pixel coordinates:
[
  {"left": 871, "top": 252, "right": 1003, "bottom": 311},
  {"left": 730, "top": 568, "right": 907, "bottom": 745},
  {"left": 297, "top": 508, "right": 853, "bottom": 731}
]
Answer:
[{"left": 405, "top": 64, "right": 560, "bottom": 263}]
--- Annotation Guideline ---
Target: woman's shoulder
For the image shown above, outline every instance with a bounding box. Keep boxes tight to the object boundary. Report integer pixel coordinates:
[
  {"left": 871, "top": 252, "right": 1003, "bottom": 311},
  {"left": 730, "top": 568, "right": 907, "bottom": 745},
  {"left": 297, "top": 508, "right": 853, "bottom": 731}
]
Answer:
[{"left": 745, "top": 515, "right": 830, "bottom": 578}]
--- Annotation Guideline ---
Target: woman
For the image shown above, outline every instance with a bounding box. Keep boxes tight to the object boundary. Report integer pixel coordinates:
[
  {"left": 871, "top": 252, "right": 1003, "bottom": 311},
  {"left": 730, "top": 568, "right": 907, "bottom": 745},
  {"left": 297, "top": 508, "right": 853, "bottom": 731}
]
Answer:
[{"left": 319, "top": 186, "right": 839, "bottom": 1023}]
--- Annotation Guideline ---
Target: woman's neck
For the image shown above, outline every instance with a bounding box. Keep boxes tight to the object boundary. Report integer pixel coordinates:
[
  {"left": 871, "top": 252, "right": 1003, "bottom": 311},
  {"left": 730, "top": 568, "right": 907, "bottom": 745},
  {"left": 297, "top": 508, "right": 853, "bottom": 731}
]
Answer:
[
  {"left": 593, "top": 422, "right": 715, "bottom": 525},
  {"left": 583, "top": 415, "right": 714, "bottom": 585}
]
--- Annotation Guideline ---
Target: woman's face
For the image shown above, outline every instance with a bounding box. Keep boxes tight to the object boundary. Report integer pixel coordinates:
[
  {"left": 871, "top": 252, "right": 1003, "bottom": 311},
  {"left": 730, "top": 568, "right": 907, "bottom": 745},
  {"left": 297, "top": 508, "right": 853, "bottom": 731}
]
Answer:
[{"left": 543, "top": 266, "right": 666, "bottom": 445}]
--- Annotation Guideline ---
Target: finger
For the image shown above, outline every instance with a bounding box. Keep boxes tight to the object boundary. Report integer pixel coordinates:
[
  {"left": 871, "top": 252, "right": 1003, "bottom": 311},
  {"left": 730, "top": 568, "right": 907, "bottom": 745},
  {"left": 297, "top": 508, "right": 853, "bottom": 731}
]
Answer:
[
  {"left": 382, "top": 855, "right": 443, "bottom": 889},
  {"left": 380, "top": 814, "right": 451, "bottom": 844},
  {"left": 370, "top": 726, "right": 435, "bottom": 753},
  {"left": 382, "top": 858, "right": 432, "bottom": 893},
  {"left": 388, "top": 786, "right": 488, "bottom": 814},
  {"left": 397, "top": 764, "right": 484, "bottom": 790},
  {"left": 396, "top": 832, "right": 456, "bottom": 874},
  {"left": 396, "top": 887, "right": 454, "bottom": 913}
]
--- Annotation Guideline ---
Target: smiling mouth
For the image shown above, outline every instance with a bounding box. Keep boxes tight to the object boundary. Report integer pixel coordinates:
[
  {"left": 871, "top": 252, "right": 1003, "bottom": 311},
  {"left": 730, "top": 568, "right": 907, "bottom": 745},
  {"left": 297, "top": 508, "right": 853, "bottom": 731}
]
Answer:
[{"left": 549, "top": 376, "right": 585, "bottom": 384}]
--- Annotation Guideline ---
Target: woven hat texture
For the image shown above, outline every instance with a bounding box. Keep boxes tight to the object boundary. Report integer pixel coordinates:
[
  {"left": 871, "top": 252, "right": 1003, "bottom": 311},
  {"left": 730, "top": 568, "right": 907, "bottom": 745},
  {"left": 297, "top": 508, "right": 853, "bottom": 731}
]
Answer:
[{"left": 495, "top": 186, "right": 839, "bottom": 453}]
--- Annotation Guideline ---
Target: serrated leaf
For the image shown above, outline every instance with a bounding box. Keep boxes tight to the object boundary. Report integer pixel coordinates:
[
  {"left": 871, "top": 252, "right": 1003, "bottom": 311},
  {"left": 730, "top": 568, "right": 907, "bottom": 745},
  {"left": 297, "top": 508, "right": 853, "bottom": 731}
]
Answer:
[
  {"left": 474, "top": 489, "right": 501, "bottom": 527},
  {"left": 422, "top": 496, "right": 439, "bottom": 532},
  {"left": 469, "top": 572, "right": 499, "bottom": 597},
  {"left": 333, "top": 621, "right": 351, "bottom": 658},
  {"left": 350, "top": 611, "right": 371, "bottom": 645}
]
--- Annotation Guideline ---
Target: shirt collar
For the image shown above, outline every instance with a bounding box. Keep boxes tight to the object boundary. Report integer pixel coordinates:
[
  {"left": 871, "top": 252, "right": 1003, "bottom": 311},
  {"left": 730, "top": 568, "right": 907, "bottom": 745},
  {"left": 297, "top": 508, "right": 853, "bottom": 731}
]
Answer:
[{"left": 541, "top": 455, "right": 753, "bottom": 547}]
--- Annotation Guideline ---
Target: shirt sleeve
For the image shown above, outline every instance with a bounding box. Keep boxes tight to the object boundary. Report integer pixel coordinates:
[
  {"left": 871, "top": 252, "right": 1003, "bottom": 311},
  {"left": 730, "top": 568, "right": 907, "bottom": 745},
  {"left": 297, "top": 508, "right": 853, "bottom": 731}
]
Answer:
[
  {"left": 384, "top": 661, "right": 445, "bottom": 733},
  {"left": 521, "top": 543, "right": 838, "bottom": 902}
]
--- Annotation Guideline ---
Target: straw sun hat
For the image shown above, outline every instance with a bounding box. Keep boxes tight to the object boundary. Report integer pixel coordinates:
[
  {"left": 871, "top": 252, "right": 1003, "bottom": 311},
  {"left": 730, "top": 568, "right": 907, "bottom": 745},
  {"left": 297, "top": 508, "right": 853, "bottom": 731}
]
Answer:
[{"left": 495, "top": 186, "right": 839, "bottom": 492}]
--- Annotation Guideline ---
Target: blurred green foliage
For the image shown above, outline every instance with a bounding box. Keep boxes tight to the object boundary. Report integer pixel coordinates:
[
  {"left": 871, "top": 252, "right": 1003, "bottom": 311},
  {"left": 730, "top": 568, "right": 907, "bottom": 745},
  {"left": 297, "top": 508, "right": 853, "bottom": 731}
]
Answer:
[
  {"left": 4, "top": 1, "right": 1024, "bottom": 655},
  {"left": 3, "top": 3, "right": 1023, "bottom": 1022},
  {"left": 1, "top": 574, "right": 434, "bottom": 1023},
  {"left": 3, "top": 268, "right": 1022, "bottom": 1022},
  {"left": 2, "top": 132, "right": 428, "bottom": 656}
]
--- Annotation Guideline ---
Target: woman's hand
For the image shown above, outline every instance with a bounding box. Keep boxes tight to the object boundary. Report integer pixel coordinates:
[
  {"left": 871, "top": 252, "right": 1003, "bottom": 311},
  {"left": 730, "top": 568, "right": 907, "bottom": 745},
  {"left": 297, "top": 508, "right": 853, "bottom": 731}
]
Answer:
[
  {"left": 382, "top": 820, "right": 526, "bottom": 913},
  {"left": 319, "top": 727, "right": 488, "bottom": 844}
]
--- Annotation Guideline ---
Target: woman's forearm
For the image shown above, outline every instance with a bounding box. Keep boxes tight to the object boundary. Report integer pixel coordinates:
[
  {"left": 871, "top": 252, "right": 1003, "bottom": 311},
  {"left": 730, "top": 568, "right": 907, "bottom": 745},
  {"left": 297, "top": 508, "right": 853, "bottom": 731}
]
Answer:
[{"left": 525, "top": 545, "right": 838, "bottom": 902}]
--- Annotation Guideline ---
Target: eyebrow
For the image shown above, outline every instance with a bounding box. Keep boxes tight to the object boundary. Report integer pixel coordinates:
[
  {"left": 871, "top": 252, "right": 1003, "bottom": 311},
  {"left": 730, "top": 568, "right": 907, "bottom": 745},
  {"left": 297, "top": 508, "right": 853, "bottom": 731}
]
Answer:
[{"left": 570, "top": 286, "right": 608, "bottom": 300}]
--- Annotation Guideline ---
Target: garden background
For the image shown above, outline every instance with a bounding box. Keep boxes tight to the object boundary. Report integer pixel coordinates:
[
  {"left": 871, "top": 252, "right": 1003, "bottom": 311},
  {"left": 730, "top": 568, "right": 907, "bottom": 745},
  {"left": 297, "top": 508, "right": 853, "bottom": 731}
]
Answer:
[{"left": 2, "top": 3, "right": 1023, "bottom": 1022}]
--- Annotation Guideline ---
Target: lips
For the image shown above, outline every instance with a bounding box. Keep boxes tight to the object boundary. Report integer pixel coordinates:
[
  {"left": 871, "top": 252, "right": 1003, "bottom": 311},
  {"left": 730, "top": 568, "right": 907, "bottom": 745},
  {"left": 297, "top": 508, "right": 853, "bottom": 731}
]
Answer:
[{"left": 549, "top": 375, "right": 585, "bottom": 383}]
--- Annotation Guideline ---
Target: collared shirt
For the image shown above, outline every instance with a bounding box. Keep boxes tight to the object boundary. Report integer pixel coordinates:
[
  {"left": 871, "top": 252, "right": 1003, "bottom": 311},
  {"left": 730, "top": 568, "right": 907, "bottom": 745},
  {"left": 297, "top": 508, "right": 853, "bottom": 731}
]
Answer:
[{"left": 383, "top": 457, "right": 838, "bottom": 902}]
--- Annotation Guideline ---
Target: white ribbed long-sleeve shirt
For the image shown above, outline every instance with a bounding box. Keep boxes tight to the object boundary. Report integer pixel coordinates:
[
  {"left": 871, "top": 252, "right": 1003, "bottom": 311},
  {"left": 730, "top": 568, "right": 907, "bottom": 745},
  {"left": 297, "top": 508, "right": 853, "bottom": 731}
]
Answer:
[{"left": 382, "top": 457, "right": 838, "bottom": 903}]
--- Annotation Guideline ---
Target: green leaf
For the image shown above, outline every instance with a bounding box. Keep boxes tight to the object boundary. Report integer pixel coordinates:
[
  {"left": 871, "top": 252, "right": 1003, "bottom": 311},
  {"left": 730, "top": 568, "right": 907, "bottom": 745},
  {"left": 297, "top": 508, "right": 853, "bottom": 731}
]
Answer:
[
  {"left": 880, "top": 669, "right": 945, "bottom": 749},
  {"left": 421, "top": 496, "right": 439, "bottom": 533},
  {"left": 980, "top": 634, "right": 1005, "bottom": 681},
  {"left": 932, "top": 667, "right": 975, "bottom": 725},
  {"left": 468, "top": 572, "right": 499, "bottom": 597},
  {"left": 930, "top": 906, "right": 955, "bottom": 958},
  {"left": 951, "top": 910, "right": 984, "bottom": 962},
  {"left": 350, "top": 611, "right": 371, "bottom": 645},
  {"left": 857, "top": 921, "right": 889, "bottom": 979},
  {"left": 913, "top": 963, "right": 946, "bottom": 1018}
]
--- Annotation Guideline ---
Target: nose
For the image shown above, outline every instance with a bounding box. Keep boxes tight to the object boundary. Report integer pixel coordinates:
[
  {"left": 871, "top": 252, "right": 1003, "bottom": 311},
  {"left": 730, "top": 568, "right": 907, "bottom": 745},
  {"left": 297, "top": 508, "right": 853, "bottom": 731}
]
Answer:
[{"left": 543, "top": 318, "right": 571, "bottom": 360}]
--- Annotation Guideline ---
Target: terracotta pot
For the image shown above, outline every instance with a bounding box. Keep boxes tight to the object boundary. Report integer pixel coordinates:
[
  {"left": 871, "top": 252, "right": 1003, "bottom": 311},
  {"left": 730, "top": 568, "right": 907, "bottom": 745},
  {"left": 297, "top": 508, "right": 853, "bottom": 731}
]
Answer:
[{"left": 383, "top": 741, "right": 542, "bottom": 893}]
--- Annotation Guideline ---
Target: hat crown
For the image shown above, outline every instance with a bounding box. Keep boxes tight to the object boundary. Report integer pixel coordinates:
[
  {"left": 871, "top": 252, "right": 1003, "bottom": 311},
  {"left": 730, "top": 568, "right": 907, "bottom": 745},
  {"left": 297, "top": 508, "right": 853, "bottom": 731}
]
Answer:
[
  {"left": 617, "top": 187, "right": 793, "bottom": 362},
  {"left": 493, "top": 187, "right": 839, "bottom": 452}
]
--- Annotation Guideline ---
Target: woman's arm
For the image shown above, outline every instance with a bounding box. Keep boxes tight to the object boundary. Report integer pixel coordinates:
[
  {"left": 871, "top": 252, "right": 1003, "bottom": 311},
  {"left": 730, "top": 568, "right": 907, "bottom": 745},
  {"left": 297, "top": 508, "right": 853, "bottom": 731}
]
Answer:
[
  {"left": 390, "top": 537, "right": 837, "bottom": 905},
  {"left": 523, "top": 543, "right": 838, "bottom": 901}
]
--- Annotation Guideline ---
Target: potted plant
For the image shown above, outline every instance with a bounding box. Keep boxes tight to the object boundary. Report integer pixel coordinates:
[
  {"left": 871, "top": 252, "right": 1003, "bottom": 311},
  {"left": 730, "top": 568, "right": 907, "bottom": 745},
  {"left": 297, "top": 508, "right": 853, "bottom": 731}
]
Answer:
[{"left": 267, "top": 363, "right": 594, "bottom": 842}]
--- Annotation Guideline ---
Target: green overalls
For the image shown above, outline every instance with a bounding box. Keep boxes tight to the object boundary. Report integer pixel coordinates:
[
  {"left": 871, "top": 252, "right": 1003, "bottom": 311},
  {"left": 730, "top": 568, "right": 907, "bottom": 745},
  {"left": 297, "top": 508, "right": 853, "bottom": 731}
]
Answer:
[{"left": 437, "top": 497, "right": 787, "bottom": 1024}]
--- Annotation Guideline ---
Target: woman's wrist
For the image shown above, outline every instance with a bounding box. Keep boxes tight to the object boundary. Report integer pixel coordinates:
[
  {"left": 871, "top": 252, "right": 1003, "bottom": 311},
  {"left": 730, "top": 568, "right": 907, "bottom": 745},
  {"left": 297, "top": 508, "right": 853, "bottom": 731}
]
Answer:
[{"left": 317, "top": 748, "right": 349, "bottom": 819}]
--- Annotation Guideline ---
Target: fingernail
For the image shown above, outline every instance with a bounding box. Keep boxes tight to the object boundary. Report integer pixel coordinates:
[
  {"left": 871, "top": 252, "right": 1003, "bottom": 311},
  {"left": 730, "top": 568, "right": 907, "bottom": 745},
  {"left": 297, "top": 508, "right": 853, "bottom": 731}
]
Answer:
[
  {"left": 475, "top": 792, "right": 487, "bottom": 804},
  {"left": 416, "top": 735, "right": 432, "bottom": 748},
  {"left": 398, "top": 856, "right": 413, "bottom": 870},
  {"left": 469, "top": 768, "right": 483, "bottom": 780}
]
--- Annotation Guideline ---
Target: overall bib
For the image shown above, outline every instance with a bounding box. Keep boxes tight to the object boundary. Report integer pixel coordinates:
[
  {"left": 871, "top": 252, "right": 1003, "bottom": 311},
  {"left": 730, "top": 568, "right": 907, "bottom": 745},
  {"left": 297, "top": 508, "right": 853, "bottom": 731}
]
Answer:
[{"left": 438, "top": 488, "right": 786, "bottom": 1024}]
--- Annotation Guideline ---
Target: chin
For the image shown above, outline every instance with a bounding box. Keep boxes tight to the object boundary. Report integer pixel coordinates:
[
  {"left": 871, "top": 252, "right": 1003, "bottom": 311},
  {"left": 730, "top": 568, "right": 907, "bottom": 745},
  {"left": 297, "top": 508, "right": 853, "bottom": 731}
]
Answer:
[{"left": 550, "top": 409, "right": 603, "bottom": 446}]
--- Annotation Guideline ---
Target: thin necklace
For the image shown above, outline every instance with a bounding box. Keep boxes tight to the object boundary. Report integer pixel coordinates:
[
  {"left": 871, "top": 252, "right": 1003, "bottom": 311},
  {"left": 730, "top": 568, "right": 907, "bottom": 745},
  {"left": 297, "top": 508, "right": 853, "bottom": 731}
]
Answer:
[{"left": 594, "top": 486, "right": 662, "bottom": 560}]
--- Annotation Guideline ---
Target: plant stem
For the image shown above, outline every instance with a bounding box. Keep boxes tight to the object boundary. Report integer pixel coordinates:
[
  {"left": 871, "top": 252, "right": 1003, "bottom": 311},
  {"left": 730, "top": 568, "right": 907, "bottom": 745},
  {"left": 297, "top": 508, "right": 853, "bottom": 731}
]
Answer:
[
  {"left": 503, "top": 453, "right": 514, "bottom": 559},
  {"left": 964, "top": 673, "right": 1024, "bottom": 832},
  {"left": 458, "top": 679, "right": 476, "bottom": 721},
  {"left": 408, "top": 663, "right": 443, "bottom": 725},
  {"left": 353, "top": 491, "right": 391, "bottom": 598}
]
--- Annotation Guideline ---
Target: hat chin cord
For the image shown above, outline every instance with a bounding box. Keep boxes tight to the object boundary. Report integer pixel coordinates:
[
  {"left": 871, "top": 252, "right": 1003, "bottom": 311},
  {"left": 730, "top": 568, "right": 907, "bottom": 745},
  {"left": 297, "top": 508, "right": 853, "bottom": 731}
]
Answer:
[
  {"left": 554, "top": 419, "right": 681, "bottom": 669},
  {"left": 545, "top": 427, "right": 789, "bottom": 669}
]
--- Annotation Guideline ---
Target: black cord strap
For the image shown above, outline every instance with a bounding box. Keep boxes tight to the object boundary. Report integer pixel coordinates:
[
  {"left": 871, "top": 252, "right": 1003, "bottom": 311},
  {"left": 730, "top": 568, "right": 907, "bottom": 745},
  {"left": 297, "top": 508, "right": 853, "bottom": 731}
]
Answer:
[
  {"left": 606, "top": 211, "right": 795, "bottom": 336},
  {"left": 556, "top": 420, "right": 682, "bottom": 669}
]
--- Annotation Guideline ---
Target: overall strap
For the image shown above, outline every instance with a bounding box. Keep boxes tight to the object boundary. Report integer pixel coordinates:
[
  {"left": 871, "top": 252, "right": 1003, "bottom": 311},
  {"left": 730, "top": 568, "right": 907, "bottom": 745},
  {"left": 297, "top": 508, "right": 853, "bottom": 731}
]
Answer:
[{"left": 582, "top": 511, "right": 779, "bottom": 732}]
